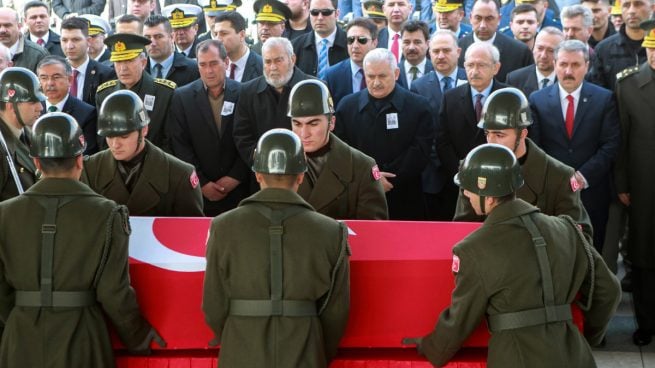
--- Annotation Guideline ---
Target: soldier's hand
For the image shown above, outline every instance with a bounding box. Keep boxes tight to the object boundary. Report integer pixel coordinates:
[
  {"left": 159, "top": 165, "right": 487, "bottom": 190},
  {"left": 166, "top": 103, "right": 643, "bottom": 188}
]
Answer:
[
  {"left": 202, "top": 182, "right": 226, "bottom": 201},
  {"left": 379, "top": 172, "right": 396, "bottom": 192},
  {"left": 129, "top": 327, "right": 166, "bottom": 355},
  {"left": 401, "top": 337, "right": 422, "bottom": 346},
  {"left": 618, "top": 193, "right": 630, "bottom": 207}
]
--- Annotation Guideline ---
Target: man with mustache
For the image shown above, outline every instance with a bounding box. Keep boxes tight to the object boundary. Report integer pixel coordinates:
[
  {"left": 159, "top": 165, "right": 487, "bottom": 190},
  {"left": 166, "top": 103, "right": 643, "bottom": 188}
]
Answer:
[
  {"left": 0, "top": 7, "right": 48, "bottom": 72},
  {"left": 397, "top": 20, "right": 432, "bottom": 89},
  {"left": 529, "top": 39, "right": 620, "bottom": 251}
]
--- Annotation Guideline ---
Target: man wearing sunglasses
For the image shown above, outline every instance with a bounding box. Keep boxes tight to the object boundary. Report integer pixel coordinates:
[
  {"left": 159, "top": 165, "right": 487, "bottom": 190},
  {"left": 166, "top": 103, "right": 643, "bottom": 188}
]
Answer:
[
  {"left": 324, "top": 17, "right": 378, "bottom": 107},
  {"left": 292, "top": 0, "right": 349, "bottom": 78}
]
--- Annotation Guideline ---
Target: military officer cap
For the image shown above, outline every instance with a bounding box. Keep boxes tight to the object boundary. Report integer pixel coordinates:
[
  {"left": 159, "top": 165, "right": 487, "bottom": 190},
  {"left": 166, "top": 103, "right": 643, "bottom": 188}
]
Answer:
[
  {"left": 640, "top": 19, "right": 655, "bottom": 48},
  {"left": 104, "top": 33, "right": 150, "bottom": 62},
  {"left": 30, "top": 113, "right": 86, "bottom": 158},
  {"left": 610, "top": 0, "right": 622, "bottom": 15},
  {"left": 433, "top": 0, "right": 463, "bottom": 13},
  {"left": 288, "top": 80, "right": 335, "bottom": 118},
  {"left": 162, "top": 4, "right": 203, "bottom": 29},
  {"left": 478, "top": 87, "right": 532, "bottom": 130},
  {"left": 0, "top": 67, "right": 46, "bottom": 103},
  {"left": 98, "top": 90, "right": 150, "bottom": 137},
  {"left": 80, "top": 14, "right": 111, "bottom": 36},
  {"left": 363, "top": 0, "right": 386, "bottom": 19},
  {"left": 253, "top": 128, "right": 307, "bottom": 175},
  {"left": 199, "top": 0, "right": 241, "bottom": 16},
  {"left": 455, "top": 143, "right": 524, "bottom": 197},
  {"left": 253, "top": 0, "right": 292, "bottom": 23}
]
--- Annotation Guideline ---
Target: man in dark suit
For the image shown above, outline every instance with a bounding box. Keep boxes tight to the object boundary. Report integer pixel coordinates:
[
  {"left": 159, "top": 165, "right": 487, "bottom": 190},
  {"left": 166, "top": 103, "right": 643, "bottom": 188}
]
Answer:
[
  {"left": 529, "top": 39, "right": 620, "bottom": 251},
  {"left": 169, "top": 39, "right": 250, "bottom": 216},
  {"left": 379, "top": 0, "right": 414, "bottom": 62},
  {"left": 324, "top": 17, "right": 379, "bottom": 108},
  {"left": 436, "top": 41, "right": 508, "bottom": 219},
  {"left": 143, "top": 15, "right": 201, "bottom": 87},
  {"left": 505, "top": 26, "right": 563, "bottom": 97},
  {"left": 36, "top": 56, "right": 98, "bottom": 155},
  {"left": 23, "top": 1, "right": 64, "bottom": 57},
  {"left": 458, "top": 0, "right": 534, "bottom": 81},
  {"left": 60, "top": 18, "right": 115, "bottom": 108},
  {"left": 292, "top": 0, "right": 348, "bottom": 78},
  {"left": 411, "top": 29, "right": 467, "bottom": 220},
  {"left": 214, "top": 12, "right": 263, "bottom": 82},
  {"left": 397, "top": 20, "right": 433, "bottom": 89},
  {"left": 335, "top": 48, "right": 433, "bottom": 220}
]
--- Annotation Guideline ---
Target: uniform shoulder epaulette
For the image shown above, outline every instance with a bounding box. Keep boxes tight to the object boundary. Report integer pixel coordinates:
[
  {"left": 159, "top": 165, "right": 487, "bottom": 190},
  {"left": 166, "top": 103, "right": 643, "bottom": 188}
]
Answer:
[
  {"left": 97, "top": 79, "right": 118, "bottom": 92},
  {"left": 154, "top": 78, "right": 177, "bottom": 89},
  {"left": 616, "top": 66, "right": 639, "bottom": 82}
]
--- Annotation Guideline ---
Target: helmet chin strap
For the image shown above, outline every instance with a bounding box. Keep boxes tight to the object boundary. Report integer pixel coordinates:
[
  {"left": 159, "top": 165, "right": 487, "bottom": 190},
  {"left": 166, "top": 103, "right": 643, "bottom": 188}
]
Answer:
[
  {"left": 12, "top": 101, "right": 27, "bottom": 128},
  {"left": 479, "top": 195, "right": 486, "bottom": 215}
]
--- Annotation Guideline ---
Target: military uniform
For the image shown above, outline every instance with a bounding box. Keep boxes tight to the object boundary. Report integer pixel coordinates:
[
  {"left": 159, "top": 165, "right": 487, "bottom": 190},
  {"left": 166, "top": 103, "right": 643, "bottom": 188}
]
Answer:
[
  {"left": 96, "top": 72, "right": 175, "bottom": 151},
  {"left": 454, "top": 138, "right": 593, "bottom": 241},
  {"left": 82, "top": 140, "right": 204, "bottom": 216},
  {"left": 203, "top": 188, "right": 350, "bottom": 367},
  {"left": 0, "top": 178, "right": 152, "bottom": 367},
  {"left": 298, "top": 133, "right": 388, "bottom": 220},
  {"left": 0, "top": 121, "right": 37, "bottom": 201},
  {"left": 421, "top": 199, "right": 620, "bottom": 367}
]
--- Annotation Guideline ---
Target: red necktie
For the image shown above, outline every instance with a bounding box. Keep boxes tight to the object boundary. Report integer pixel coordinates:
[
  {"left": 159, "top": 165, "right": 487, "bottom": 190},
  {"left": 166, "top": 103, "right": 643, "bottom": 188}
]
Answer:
[
  {"left": 475, "top": 94, "right": 483, "bottom": 122},
  {"left": 229, "top": 63, "right": 236, "bottom": 80},
  {"left": 565, "top": 95, "right": 575, "bottom": 138},
  {"left": 37, "top": 38, "right": 44, "bottom": 46},
  {"left": 70, "top": 69, "right": 79, "bottom": 98},
  {"left": 391, "top": 33, "right": 399, "bottom": 63}
]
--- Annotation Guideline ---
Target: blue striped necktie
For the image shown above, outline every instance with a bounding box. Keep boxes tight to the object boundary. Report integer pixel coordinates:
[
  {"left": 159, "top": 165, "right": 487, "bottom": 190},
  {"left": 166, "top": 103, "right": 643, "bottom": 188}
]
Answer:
[{"left": 318, "top": 38, "right": 329, "bottom": 79}]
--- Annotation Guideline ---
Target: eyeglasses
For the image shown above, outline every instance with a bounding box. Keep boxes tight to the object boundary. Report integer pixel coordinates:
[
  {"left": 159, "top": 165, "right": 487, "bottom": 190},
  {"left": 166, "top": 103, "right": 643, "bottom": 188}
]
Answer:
[
  {"left": 347, "top": 36, "right": 370, "bottom": 45},
  {"left": 310, "top": 8, "right": 336, "bottom": 16}
]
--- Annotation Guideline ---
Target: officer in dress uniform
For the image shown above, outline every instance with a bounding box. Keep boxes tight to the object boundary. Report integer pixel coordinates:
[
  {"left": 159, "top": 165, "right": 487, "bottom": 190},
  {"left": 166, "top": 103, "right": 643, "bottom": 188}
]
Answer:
[
  {"left": 288, "top": 79, "right": 388, "bottom": 219},
  {"left": 203, "top": 129, "right": 350, "bottom": 367},
  {"left": 82, "top": 90, "right": 204, "bottom": 216},
  {"left": 0, "top": 113, "right": 164, "bottom": 367},
  {"left": 95, "top": 33, "right": 176, "bottom": 151},
  {"left": 0, "top": 67, "right": 44, "bottom": 201},
  {"left": 403, "top": 143, "right": 621, "bottom": 367},
  {"left": 162, "top": 4, "right": 204, "bottom": 58}
]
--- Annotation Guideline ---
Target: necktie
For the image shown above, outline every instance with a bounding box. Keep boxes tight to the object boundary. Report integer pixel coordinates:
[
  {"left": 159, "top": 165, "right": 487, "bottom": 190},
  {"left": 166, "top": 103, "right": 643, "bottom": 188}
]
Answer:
[
  {"left": 541, "top": 78, "right": 549, "bottom": 89},
  {"left": 229, "top": 63, "right": 237, "bottom": 80},
  {"left": 358, "top": 69, "right": 366, "bottom": 90},
  {"left": 48, "top": 105, "right": 57, "bottom": 112},
  {"left": 37, "top": 38, "right": 44, "bottom": 46},
  {"left": 19, "top": 130, "right": 29, "bottom": 145},
  {"left": 70, "top": 69, "right": 79, "bottom": 98},
  {"left": 475, "top": 94, "right": 483, "bottom": 122},
  {"left": 318, "top": 39, "right": 329, "bottom": 79},
  {"left": 154, "top": 63, "right": 163, "bottom": 79},
  {"left": 565, "top": 95, "right": 575, "bottom": 138},
  {"left": 409, "top": 66, "right": 419, "bottom": 81},
  {"left": 391, "top": 33, "right": 400, "bottom": 63},
  {"left": 442, "top": 77, "right": 453, "bottom": 92}
]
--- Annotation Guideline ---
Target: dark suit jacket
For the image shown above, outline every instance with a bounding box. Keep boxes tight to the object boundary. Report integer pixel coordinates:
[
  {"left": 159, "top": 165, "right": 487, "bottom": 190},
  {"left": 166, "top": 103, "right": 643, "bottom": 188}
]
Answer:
[
  {"left": 436, "top": 79, "right": 509, "bottom": 179},
  {"left": 528, "top": 82, "right": 620, "bottom": 212},
  {"left": 377, "top": 28, "right": 389, "bottom": 50},
  {"left": 241, "top": 50, "right": 263, "bottom": 83},
  {"left": 96, "top": 48, "right": 111, "bottom": 63},
  {"left": 291, "top": 28, "right": 349, "bottom": 77},
  {"left": 27, "top": 31, "right": 64, "bottom": 57},
  {"left": 43, "top": 96, "right": 98, "bottom": 155},
  {"left": 324, "top": 59, "right": 356, "bottom": 109},
  {"left": 410, "top": 68, "right": 467, "bottom": 194},
  {"left": 505, "top": 64, "right": 541, "bottom": 98},
  {"left": 147, "top": 52, "right": 200, "bottom": 87},
  {"left": 458, "top": 32, "right": 534, "bottom": 82},
  {"left": 168, "top": 78, "right": 250, "bottom": 216},
  {"left": 397, "top": 59, "right": 434, "bottom": 90},
  {"left": 81, "top": 58, "right": 115, "bottom": 107}
]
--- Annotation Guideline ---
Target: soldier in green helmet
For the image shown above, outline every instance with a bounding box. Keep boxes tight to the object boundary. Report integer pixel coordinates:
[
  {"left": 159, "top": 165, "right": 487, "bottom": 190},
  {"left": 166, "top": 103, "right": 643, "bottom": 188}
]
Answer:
[
  {"left": 0, "top": 67, "right": 45, "bottom": 201},
  {"left": 453, "top": 87, "right": 593, "bottom": 242},
  {"left": 288, "top": 79, "right": 388, "bottom": 220},
  {"left": 0, "top": 113, "right": 164, "bottom": 367},
  {"left": 82, "top": 89, "right": 204, "bottom": 216},
  {"left": 403, "top": 143, "right": 621, "bottom": 367},
  {"left": 203, "top": 128, "right": 351, "bottom": 368}
]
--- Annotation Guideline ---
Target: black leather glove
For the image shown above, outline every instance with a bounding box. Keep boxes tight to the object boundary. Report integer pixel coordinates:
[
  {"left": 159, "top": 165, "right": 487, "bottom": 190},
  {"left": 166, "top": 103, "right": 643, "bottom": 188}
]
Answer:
[
  {"left": 401, "top": 337, "right": 423, "bottom": 353},
  {"left": 129, "top": 327, "right": 167, "bottom": 356}
]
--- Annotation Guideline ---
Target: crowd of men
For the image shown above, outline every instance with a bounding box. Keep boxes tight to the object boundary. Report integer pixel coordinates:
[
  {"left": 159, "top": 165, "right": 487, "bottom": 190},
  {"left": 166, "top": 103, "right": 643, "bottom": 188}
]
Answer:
[{"left": 0, "top": 0, "right": 653, "bottom": 363}]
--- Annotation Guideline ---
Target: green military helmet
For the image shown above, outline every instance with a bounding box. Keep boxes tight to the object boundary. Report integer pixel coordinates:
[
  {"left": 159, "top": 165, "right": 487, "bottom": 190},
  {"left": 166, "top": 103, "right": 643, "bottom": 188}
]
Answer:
[
  {"left": 454, "top": 143, "right": 524, "bottom": 197},
  {"left": 252, "top": 128, "right": 307, "bottom": 174},
  {"left": 287, "top": 80, "right": 335, "bottom": 117},
  {"left": 30, "top": 113, "right": 86, "bottom": 158},
  {"left": 477, "top": 87, "right": 532, "bottom": 130},
  {"left": 97, "top": 90, "right": 149, "bottom": 137},
  {"left": 0, "top": 67, "right": 46, "bottom": 103}
]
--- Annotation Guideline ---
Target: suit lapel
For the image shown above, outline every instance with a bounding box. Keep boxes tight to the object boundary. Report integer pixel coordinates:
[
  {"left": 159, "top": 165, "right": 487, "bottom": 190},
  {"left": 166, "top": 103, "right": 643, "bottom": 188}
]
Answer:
[
  {"left": 548, "top": 86, "right": 568, "bottom": 139},
  {"left": 459, "top": 86, "right": 477, "bottom": 128},
  {"left": 572, "top": 83, "right": 592, "bottom": 138},
  {"left": 193, "top": 81, "right": 220, "bottom": 137}
]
